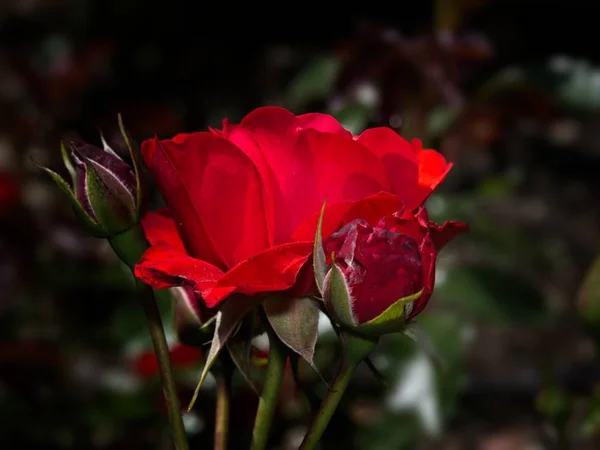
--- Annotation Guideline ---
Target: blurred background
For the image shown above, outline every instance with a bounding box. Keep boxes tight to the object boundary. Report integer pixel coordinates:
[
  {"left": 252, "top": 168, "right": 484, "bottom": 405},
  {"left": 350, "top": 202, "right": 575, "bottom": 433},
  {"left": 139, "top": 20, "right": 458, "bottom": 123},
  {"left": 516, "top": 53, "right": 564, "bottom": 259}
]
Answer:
[{"left": 3, "top": 0, "right": 600, "bottom": 448}]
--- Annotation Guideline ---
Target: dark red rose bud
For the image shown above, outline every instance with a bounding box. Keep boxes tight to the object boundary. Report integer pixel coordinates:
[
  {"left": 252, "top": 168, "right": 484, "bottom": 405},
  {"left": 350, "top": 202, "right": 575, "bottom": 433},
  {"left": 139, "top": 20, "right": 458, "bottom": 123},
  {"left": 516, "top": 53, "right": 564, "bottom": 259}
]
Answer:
[
  {"left": 324, "top": 219, "right": 423, "bottom": 324},
  {"left": 40, "top": 116, "right": 145, "bottom": 237},
  {"left": 320, "top": 206, "right": 467, "bottom": 337}
]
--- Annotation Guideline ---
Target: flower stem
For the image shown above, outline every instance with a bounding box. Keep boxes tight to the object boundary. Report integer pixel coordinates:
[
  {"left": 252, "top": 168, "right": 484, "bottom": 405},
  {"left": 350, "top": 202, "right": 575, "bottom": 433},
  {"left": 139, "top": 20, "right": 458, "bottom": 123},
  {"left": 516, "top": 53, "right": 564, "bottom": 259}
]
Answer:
[
  {"left": 250, "top": 321, "right": 287, "bottom": 450},
  {"left": 299, "top": 357, "right": 357, "bottom": 450},
  {"left": 137, "top": 280, "right": 189, "bottom": 450},
  {"left": 214, "top": 365, "right": 232, "bottom": 450},
  {"left": 109, "top": 226, "right": 189, "bottom": 450},
  {"left": 299, "top": 332, "right": 377, "bottom": 450}
]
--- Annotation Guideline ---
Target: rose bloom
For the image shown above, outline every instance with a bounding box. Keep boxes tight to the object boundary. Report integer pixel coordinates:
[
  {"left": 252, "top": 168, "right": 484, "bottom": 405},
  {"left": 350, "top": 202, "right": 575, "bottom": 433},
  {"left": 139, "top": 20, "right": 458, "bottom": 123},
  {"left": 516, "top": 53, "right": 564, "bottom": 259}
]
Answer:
[{"left": 134, "top": 106, "right": 455, "bottom": 309}]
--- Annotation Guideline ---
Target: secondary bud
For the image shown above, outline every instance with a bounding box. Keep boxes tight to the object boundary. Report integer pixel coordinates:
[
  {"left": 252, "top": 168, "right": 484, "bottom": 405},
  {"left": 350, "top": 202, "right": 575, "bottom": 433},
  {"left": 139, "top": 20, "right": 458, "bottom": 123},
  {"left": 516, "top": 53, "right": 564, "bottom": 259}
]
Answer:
[
  {"left": 41, "top": 116, "right": 145, "bottom": 237},
  {"left": 320, "top": 207, "right": 467, "bottom": 337}
]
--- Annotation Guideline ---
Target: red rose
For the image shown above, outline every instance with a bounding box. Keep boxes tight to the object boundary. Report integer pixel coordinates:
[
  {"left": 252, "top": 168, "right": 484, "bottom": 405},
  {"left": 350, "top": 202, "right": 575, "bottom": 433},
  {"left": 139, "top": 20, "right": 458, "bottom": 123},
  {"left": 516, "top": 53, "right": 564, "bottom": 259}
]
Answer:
[
  {"left": 134, "top": 106, "right": 451, "bottom": 307},
  {"left": 323, "top": 207, "right": 467, "bottom": 328}
]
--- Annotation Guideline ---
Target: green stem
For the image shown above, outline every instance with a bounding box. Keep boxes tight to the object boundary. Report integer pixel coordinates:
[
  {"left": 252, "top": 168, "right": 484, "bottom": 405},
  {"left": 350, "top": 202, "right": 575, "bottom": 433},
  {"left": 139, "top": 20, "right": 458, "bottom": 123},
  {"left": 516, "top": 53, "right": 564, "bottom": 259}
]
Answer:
[
  {"left": 214, "top": 367, "right": 231, "bottom": 450},
  {"left": 299, "top": 332, "right": 377, "bottom": 450},
  {"left": 138, "top": 281, "right": 189, "bottom": 450},
  {"left": 299, "top": 357, "right": 357, "bottom": 450},
  {"left": 250, "top": 323, "right": 287, "bottom": 450},
  {"left": 109, "top": 226, "right": 189, "bottom": 450}
]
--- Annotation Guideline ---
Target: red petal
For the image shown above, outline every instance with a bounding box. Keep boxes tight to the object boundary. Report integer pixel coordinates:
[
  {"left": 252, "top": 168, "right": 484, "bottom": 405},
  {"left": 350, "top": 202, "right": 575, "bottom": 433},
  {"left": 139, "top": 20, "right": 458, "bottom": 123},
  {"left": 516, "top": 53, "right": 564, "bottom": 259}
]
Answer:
[
  {"left": 140, "top": 209, "right": 186, "bottom": 253},
  {"left": 291, "top": 192, "right": 404, "bottom": 242},
  {"left": 295, "top": 112, "right": 352, "bottom": 137},
  {"left": 239, "top": 106, "right": 297, "bottom": 133},
  {"left": 291, "top": 200, "right": 353, "bottom": 242},
  {"left": 357, "top": 129, "right": 453, "bottom": 210},
  {"left": 376, "top": 207, "right": 467, "bottom": 320},
  {"left": 205, "top": 241, "right": 313, "bottom": 306},
  {"left": 280, "top": 129, "right": 394, "bottom": 242},
  {"left": 222, "top": 128, "right": 277, "bottom": 246},
  {"left": 233, "top": 107, "right": 391, "bottom": 243},
  {"left": 341, "top": 192, "right": 405, "bottom": 227},
  {"left": 141, "top": 137, "right": 225, "bottom": 267},
  {"left": 428, "top": 219, "right": 469, "bottom": 250},
  {"left": 418, "top": 147, "right": 452, "bottom": 195},
  {"left": 413, "top": 139, "right": 453, "bottom": 203},
  {"left": 355, "top": 128, "right": 420, "bottom": 205},
  {"left": 407, "top": 233, "right": 437, "bottom": 320},
  {"left": 141, "top": 133, "right": 272, "bottom": 268},
  {"left": 134, "top": 242, "right": 224, "bottom": 297}
]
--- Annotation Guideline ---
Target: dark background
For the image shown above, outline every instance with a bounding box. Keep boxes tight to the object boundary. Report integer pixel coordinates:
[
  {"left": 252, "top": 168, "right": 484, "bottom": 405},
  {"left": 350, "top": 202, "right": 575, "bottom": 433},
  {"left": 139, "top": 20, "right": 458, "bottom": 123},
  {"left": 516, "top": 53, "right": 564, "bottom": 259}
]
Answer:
[{"left": 2, "top": 0, "right": 600, "bottom": 448}]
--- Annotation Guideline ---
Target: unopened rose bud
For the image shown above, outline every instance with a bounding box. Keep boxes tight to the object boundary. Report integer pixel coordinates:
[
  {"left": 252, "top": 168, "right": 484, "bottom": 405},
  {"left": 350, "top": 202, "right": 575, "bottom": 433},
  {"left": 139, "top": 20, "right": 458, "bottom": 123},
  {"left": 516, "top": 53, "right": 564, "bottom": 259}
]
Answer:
[
  {"left": 321, "top": 207, "right": 467, "bottom": 337},
  {"left": 41, "top": 116, "right": 145, "bottom": 237}
]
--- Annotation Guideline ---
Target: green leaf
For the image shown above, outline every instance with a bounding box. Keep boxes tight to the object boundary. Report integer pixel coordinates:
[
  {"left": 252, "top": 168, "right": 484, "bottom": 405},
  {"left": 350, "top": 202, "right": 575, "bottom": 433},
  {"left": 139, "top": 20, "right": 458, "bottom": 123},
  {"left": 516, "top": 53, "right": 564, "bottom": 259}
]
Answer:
[
  {"left": 285, "top": 55, "right": 341, "bottom": 107},
  {"left": 40, "top": 166, "right": 106, "bottom": 236},
  {"left": 418, "top": 312, "right": 469, "bottom": 416},
  {"left": 426, "top": 106, "right": 459, "bottom": 140},
  {"left": 313, "top": 199, "right": 328, "bottom": 295},
  {"left": 332, "top": 102, "right": 374, "bottom": 135},
  {"left": 264, "top": 295, "right": 319, "bottom": 368},
  {"left": 355, "top": 289, "right": 423, "bottom": 337},
  {"left": 386, "top": 351, "right": 442, "bottom": 436},
  {"left": 357, "top": 412, "right": 419, "bottom": 450},
  {"left": 536, "top": 385, "right": 573, "bottom": 425},
  {"left": 437, "top": 265, "right": 548, "bottom": 325},
  {"left": 187, "top": 294, "right": 262, "bottom": 411},
  {"left": 325, "top": 261, "right": 357, "bottom": 328}
]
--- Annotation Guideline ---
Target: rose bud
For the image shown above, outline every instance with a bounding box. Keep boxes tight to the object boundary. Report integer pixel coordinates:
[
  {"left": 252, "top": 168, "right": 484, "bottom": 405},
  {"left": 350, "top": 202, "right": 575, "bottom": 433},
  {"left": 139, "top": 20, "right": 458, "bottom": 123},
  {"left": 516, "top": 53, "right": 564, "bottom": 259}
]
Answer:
[
  {"left": 41, "top": 116, "right": 145, "bottom": 237},
  {"left": 321, "top": 207, "right": 467, "bottom": 337}
]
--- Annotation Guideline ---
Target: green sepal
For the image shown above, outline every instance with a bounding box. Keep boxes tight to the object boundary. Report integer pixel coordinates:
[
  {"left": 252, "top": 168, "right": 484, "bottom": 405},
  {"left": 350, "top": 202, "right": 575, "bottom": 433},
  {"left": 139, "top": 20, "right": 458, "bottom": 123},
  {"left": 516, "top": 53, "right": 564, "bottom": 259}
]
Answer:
[
  {"left": 313, "top": 199, "right": 329, "bottom": 295},
  {"left": 226, "top": 309, "right": 264, "bottom": 394},
  {"left": 118, "top": 113, "right": 146, "bottom": 221},
  {"left": 226, "top": 336, "right": 262, "bottom": 395},
  {"left": 187, "top": 294, "right": 263, "bottom": 412},
  {"left": 82, "top": 155, "right": 132, "bottom": 234},
  {"left": 324, "top": 258, "right": 357, "bottom": 328},
  {"left": 402, "top": 322, "right": 445, "bottom": 372},
  {"left": 264, "top": 295, "right": 320, "bottom": 372},
  {"left": 354, "top": 289, "right": 423, "bottom": 337},
  {"left": 170, "top": 287, "right": 214, "bottom": 348},
  {"left": 364, "top": 356, "right": 389, "bottom": 387},
  {"left": 40, "top": 165, "right": 107, "bottom": 237},
  {"left": 60, "top": 142, "right": 76, "bottom": 182}
]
